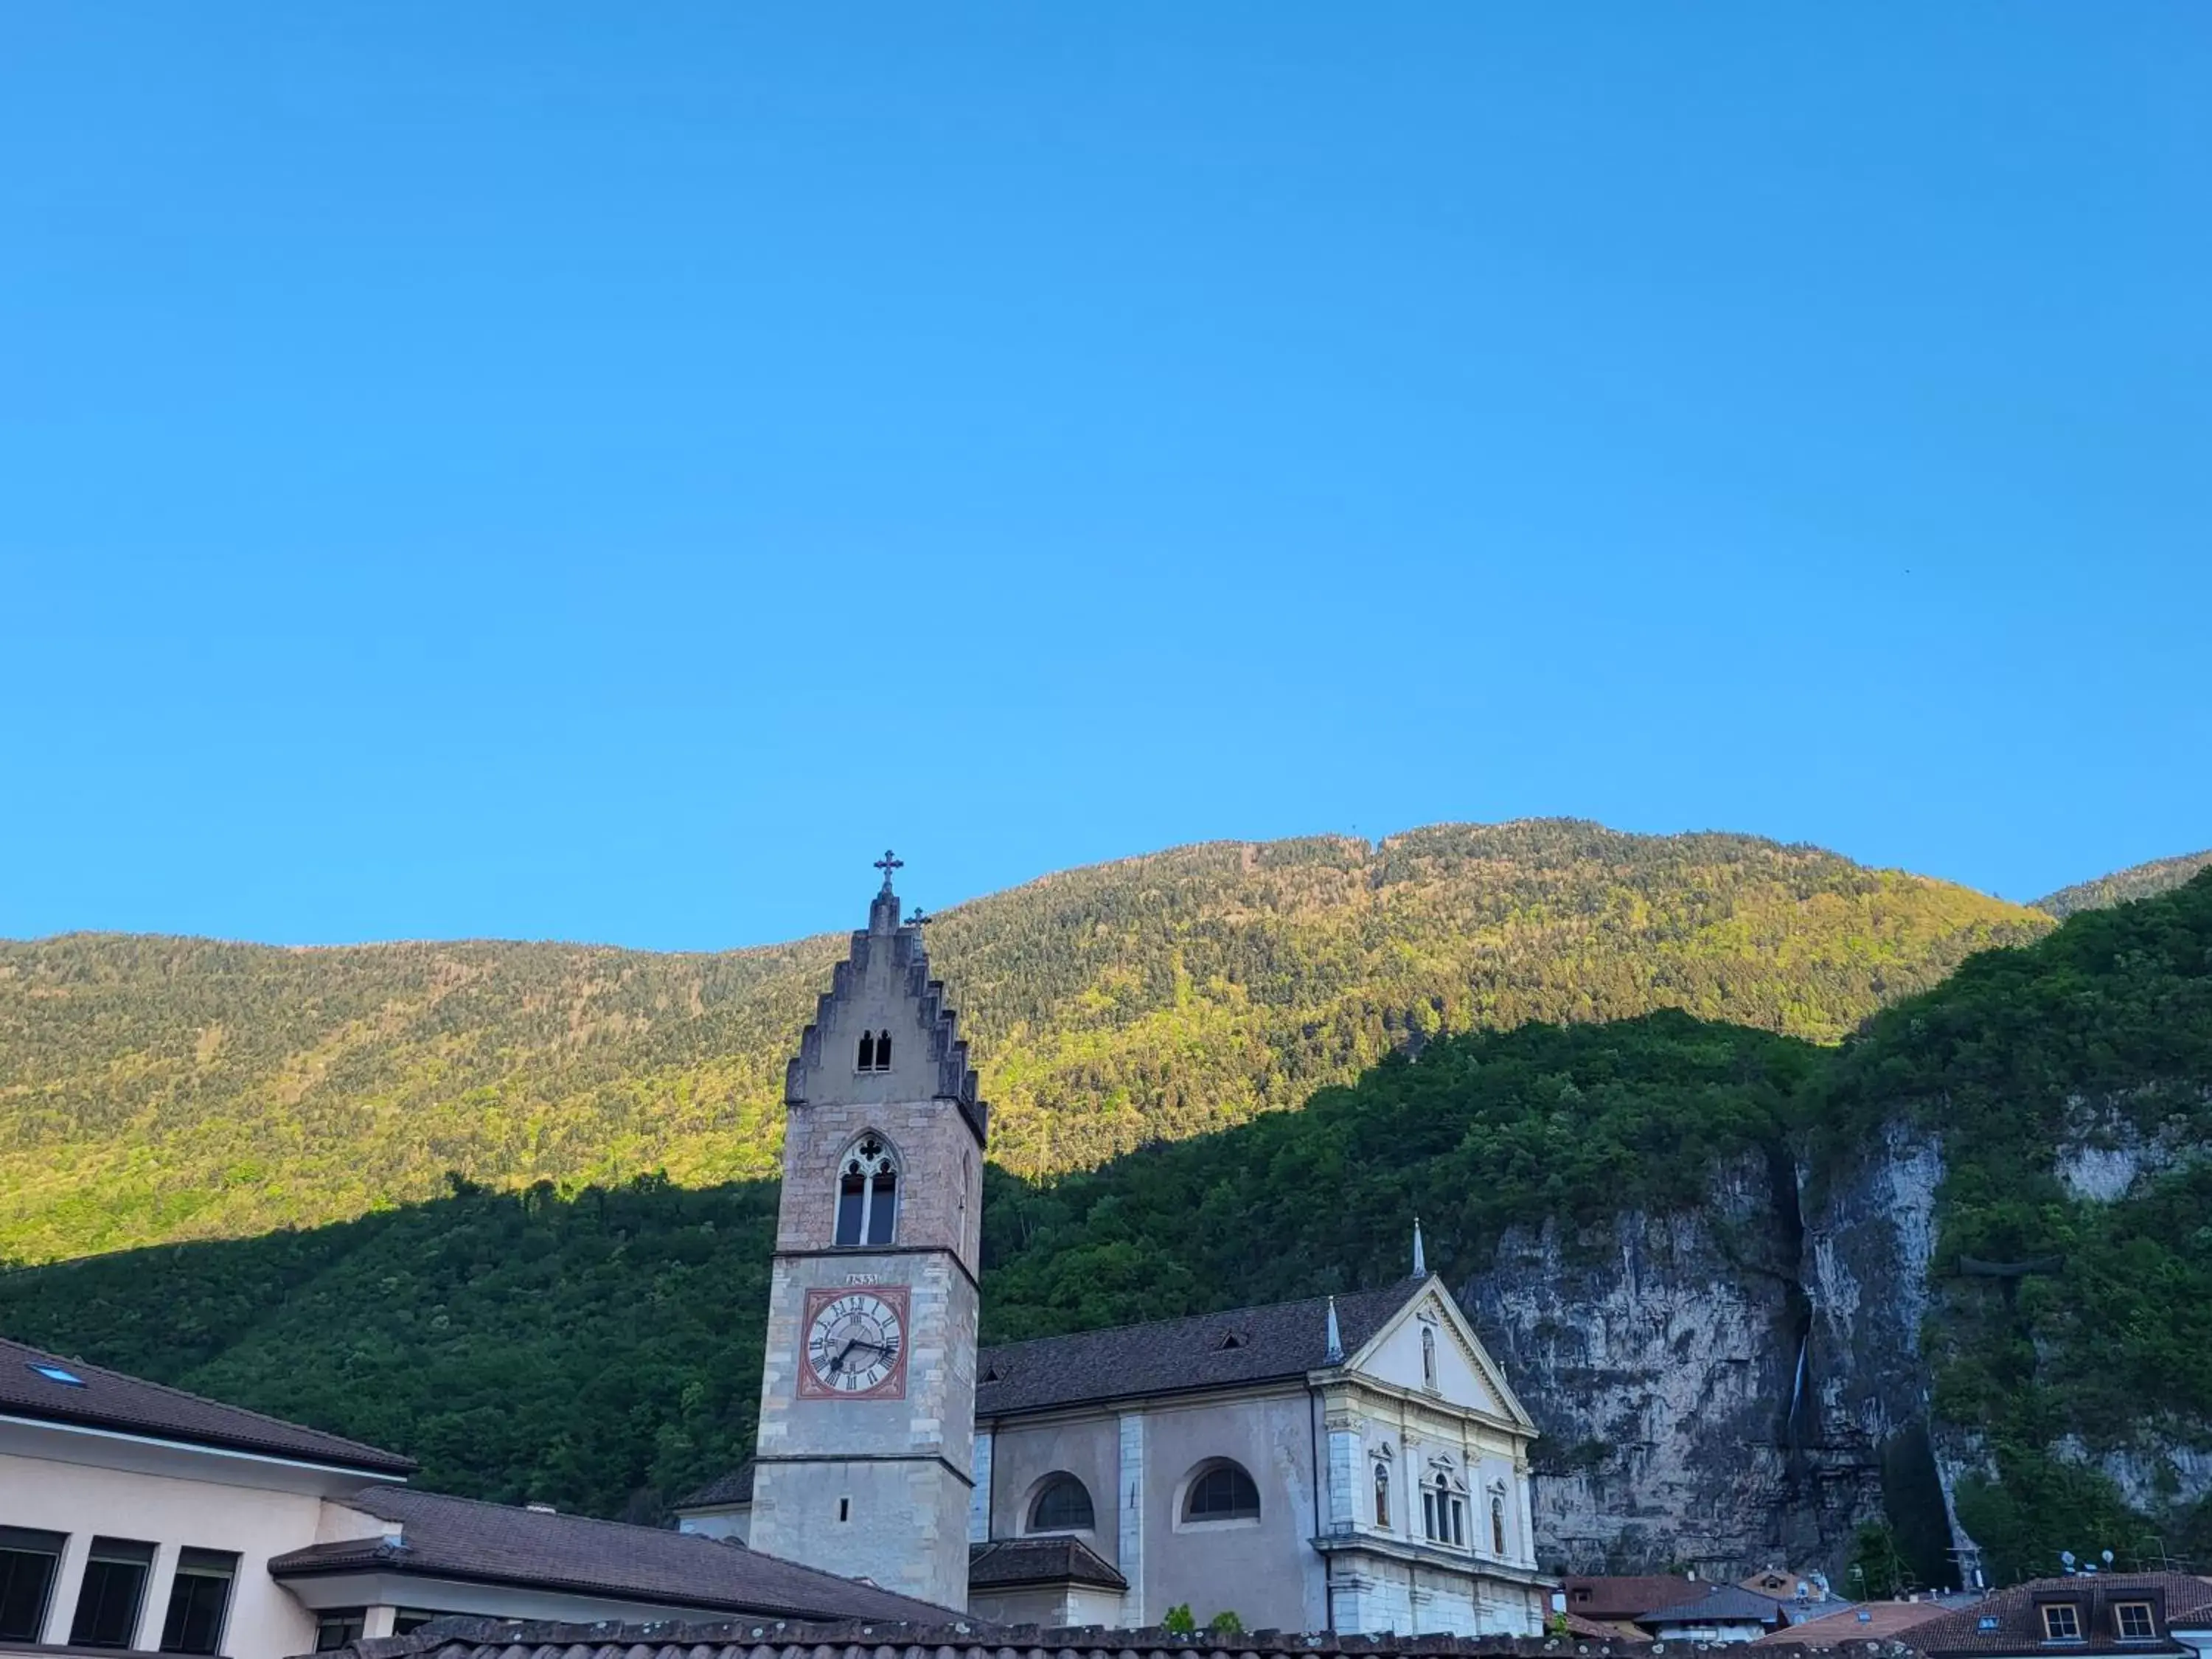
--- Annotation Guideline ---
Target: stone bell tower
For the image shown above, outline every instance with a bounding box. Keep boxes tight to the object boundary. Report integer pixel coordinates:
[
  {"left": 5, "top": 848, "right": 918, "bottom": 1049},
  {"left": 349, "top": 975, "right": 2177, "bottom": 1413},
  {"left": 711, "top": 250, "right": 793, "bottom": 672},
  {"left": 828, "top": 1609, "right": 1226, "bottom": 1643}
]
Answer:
[{"left": 747, "top": 852, "right": 986, "bottom": 1611}]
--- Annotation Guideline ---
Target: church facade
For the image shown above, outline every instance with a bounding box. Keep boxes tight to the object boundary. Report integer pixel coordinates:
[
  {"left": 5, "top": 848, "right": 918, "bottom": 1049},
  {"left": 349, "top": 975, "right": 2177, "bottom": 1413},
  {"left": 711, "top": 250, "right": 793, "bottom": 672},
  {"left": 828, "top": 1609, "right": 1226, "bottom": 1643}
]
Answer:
[{"left": 716, "top": 863, "right": 1549, "bottom": 1635}]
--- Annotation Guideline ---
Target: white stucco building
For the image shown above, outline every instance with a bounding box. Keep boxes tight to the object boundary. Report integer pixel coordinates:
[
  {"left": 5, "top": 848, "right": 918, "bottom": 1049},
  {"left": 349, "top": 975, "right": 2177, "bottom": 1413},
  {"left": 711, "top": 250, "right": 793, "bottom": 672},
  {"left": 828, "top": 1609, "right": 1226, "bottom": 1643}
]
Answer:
[{"left": 0, "top": 1334, "right": 951, "bottom": 1659}]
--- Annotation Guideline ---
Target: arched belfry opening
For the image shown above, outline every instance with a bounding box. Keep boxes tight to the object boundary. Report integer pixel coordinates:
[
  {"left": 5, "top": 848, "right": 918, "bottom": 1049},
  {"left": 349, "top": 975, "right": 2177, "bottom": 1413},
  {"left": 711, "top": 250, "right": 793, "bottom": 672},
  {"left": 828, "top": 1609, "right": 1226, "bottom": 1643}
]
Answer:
[{"left": 835, "top": 1133, "right": 900, "bottom": 1247}]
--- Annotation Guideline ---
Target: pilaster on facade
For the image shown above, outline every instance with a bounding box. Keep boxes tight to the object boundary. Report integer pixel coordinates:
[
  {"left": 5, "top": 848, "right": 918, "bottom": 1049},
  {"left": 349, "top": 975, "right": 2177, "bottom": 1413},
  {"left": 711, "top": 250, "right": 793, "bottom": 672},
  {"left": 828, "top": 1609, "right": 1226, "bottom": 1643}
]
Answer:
[
  {"left": 968, "top": 1431, "right": 993, "bottom": 1544},
  {"left": 1116, "top": 1411, "right": 1146, "bottom": 1627}
]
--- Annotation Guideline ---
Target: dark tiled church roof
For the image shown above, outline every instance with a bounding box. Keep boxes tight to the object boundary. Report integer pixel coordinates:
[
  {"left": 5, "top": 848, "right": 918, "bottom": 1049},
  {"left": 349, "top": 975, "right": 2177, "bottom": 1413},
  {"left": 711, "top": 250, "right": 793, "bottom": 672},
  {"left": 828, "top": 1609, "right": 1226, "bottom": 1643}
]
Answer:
[
  {"left": 0, "top": 1334, "right": 416, "bottom": 1475},
  {"left": 678, "top": 1459, "right": 757, "bottom": 1509},
  {"left": 268, "top": 1488, "right": 959, "bottom": 1623},
  {"left": 975, "top": 1279, "right": 1422, "bottom": 1417},
  {"left": 968, "top": 1536, "right": 1126, "bottom": 1591}
]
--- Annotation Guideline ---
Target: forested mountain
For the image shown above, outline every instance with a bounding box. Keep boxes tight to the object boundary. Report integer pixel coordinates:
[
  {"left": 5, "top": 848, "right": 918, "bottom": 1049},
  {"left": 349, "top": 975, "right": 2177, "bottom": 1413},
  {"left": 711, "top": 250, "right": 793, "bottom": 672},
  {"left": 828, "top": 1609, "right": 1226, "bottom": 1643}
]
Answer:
[
  {"left": 2036, "top": 848, "right": 2212, "bottom": 917},
  {"left": 2, "top": 872, "right": 2205, "bottom": 1578},
  {"left": 0, "top": 821, "right": 2047, "bottom": 1265}
]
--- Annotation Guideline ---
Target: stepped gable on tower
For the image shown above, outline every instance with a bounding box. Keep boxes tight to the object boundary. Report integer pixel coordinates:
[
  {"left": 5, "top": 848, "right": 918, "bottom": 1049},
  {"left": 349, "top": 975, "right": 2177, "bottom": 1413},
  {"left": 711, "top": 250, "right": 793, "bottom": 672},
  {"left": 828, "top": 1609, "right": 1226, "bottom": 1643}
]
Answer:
[{"left": 782, "top": 872, "right": 987, "bottom": 1147}]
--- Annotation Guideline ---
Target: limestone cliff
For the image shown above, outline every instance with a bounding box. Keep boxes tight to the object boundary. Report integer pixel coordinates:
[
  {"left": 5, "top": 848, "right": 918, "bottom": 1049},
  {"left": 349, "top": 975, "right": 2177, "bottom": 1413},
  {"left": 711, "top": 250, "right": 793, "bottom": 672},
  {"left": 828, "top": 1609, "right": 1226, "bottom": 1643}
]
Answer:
[{"left": 1461, "top": 1130, "right": 1951, "bottom": 1578}]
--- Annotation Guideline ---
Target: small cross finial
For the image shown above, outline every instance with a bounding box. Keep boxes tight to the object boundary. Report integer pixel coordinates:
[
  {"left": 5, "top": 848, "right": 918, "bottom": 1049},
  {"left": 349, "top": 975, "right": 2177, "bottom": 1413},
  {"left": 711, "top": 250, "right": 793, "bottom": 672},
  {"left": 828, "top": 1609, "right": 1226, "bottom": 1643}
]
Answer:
[
  {"left": 874, "top": 848, "right": 904, "bottom": 892},
  {"left": 908, "top": 907, "right": 928, "bottom": 927}
]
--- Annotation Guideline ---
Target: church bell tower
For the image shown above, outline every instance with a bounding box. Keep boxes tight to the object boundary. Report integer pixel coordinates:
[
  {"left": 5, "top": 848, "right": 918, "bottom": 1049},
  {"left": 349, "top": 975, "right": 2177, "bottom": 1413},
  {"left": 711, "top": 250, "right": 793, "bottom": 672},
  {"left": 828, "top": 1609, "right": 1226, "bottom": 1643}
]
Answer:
[{"left": 747, "top": 853, "right": 985, "bottom": 1611}]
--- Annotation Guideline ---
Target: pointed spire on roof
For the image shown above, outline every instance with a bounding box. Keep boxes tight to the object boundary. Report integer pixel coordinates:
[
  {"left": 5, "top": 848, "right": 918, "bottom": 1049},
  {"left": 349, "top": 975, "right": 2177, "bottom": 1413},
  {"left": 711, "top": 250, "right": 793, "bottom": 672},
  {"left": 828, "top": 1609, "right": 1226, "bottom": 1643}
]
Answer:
[
  {"left": 1324, "top": 1295, "right": 1343, "bottom": 1366},
  {"left": 1412, "top": 1216, "right": 1427, "bottom": 1279}
]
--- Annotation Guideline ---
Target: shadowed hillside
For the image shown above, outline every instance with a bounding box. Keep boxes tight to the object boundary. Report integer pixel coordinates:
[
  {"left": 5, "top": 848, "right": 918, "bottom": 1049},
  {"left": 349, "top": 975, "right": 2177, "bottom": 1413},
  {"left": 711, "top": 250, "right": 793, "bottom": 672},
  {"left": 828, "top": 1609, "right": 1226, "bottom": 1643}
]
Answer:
[
  {"left": 0, "top": 819, "right": 2048, "bottom": 1263},
  {"left": 3, "top": 874, "right": 2205, "bottom": 1571}
]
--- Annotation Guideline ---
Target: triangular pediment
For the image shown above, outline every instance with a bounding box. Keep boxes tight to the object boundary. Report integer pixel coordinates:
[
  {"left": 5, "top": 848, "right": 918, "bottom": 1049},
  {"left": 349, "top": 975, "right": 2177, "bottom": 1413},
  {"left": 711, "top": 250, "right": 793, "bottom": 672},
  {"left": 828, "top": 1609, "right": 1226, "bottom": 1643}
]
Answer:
[{"left": 1346, "top": 1278, "right": 1534, "bottom": 1430}]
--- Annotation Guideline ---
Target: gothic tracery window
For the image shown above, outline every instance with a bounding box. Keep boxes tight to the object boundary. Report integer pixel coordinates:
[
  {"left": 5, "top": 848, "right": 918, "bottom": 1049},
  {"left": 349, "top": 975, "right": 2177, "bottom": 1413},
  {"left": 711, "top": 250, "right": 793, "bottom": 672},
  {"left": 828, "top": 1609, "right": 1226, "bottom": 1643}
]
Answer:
[{"left": 835, "top": 1134, "right": 900, "bottom": 1247}]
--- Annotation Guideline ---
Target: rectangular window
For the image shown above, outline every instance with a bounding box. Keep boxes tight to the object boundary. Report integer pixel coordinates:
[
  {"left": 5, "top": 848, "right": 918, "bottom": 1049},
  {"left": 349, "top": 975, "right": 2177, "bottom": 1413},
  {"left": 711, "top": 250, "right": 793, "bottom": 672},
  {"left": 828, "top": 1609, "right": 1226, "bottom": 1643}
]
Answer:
[
  {"left": 70, "top": 1538, "right": 154, "bottom": 1649},
  {"left": 2043, "top": 1604, "right": 2081, "bottom": 1641},
  {"left": 1449, "top": 1496, "right": 1466, "bottom": 1547},
  {"left": 2115, "top": 1604, "right": 2155, "bottom": 1641},
  {"left": 1420, "top": 1489, "right": 1438, "bottom": 1540},
  {"left": 315, "top": 1610, "right": 368, "bottom": 1652},
  {"left": 160, "top": 1549, "right": 237, "bottom": 1655},
  {"left": 835, "top": 1176, "right": 866, "bottom": 1246},
  {"left": 864, "top": 1173, "right": 897, "bottom": 1245},
  {"left": 0, "top": 1528, "right": 66, "bottom": 1644}
]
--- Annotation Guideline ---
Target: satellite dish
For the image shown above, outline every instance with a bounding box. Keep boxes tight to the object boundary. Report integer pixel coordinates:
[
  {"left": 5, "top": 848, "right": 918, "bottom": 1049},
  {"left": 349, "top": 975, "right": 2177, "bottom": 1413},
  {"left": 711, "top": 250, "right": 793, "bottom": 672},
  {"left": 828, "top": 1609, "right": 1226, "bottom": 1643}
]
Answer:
[
  {"left": 2102, "top": 1551, "right": 2115, "bottom": 1567},
  {"left": 2061, "top": 1551, "right": 2078, "bottom": 1572}
]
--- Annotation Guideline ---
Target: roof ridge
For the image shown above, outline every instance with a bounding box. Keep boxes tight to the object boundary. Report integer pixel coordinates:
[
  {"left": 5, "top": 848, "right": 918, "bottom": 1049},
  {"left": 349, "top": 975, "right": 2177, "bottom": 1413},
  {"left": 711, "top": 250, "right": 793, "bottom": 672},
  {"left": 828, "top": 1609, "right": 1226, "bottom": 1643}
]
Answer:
[
  {"left": 0, "top": 1335, "right": 410, "bottom": 1467},
  {"left": 978, "top": 1277, "right": 1420, "bottom": 1354},
  {"left": 369, "top": 1486, "right": 756, "bottom": 1541}
]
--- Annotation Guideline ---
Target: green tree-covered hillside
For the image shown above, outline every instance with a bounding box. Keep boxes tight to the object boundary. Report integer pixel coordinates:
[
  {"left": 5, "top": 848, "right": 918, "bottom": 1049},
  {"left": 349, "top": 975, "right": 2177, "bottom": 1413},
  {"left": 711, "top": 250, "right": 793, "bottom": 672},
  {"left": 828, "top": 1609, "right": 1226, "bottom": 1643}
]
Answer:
[
  {"left": 1, "top": 875, "right": 2205, "bottom": 1564},
  {"left": 0, "top": 821, "right": 2045, "bottom": 1264},
  {"left": 2035, "top": 849, "right": 2212, "bottom": 918},
  {"left": 0, "top": 1012, "right": 1818, "bottom": 1522}
]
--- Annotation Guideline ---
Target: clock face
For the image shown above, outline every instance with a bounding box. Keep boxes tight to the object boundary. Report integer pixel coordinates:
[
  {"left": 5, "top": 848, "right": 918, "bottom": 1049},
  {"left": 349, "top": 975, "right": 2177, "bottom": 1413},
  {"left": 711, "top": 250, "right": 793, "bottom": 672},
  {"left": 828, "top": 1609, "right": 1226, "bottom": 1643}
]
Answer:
[{"left": 800, "top": 1287, "right": 909, "bottom": 1399}]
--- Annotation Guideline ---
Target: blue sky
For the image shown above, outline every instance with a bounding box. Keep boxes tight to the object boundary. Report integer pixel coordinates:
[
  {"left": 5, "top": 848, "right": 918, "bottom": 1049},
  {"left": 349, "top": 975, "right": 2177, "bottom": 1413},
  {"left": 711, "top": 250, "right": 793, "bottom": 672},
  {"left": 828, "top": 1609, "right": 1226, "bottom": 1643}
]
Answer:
[{"left": 2, "top": 5, "right": 2205, "bottom": 950}]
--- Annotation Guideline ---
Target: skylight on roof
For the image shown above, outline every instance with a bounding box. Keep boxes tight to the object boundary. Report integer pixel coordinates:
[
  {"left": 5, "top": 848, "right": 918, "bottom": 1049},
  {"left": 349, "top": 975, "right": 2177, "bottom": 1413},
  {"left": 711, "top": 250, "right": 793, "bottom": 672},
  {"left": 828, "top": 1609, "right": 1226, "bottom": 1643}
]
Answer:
[{"left": 28, "top": 1362, "right": 86, "bottom": 1387}]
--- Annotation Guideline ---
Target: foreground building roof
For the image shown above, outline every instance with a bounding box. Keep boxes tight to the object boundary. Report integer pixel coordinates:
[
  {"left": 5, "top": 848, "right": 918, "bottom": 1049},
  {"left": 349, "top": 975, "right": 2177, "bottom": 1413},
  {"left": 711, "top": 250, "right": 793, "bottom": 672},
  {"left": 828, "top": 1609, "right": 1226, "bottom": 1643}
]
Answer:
[
  {"left": 1756, "top": 1604, "right": 1961, "bottom": 1646},
  {"left": 974, "top": 1279, "right": 1422, "bottom": 1416},
  {"left": 967, "top": 1536, "right": 1127, "bottom": 1592},
  {"left": 310, "top": 1615, "right": 1910, "bottom": 1659},
  {"left": 268, "top": 1488, "right": 961, "bottom": 1623},
  {"left": 1635, "top": 1586, "right": 1791, "bottom": 1628},
  {"left": 1559, "top": 1577, "right": 1707, "bottom": 1622},
  {"left": 0, "top": 1333, "right": 416, "bottom": 1475},
  {"left": 1908, "top": 1573, "right": 2212, "bottom": 1658}
]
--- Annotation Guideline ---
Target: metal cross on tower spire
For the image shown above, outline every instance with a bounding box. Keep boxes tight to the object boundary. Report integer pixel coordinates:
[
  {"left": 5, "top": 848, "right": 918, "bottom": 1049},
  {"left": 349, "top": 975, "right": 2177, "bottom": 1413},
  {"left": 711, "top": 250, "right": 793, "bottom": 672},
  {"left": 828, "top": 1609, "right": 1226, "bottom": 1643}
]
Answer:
[{"left": 874, "top": 848, "right": 904, "bottom": 892}]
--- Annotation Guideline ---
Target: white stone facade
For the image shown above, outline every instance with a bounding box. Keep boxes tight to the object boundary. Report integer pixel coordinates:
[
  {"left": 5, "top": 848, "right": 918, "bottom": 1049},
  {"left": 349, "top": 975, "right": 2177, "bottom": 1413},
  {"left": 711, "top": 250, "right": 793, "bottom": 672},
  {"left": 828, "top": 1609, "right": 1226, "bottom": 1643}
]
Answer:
[{"left": 974, "top": 1283, "right": 1550, "bottom": 1636}]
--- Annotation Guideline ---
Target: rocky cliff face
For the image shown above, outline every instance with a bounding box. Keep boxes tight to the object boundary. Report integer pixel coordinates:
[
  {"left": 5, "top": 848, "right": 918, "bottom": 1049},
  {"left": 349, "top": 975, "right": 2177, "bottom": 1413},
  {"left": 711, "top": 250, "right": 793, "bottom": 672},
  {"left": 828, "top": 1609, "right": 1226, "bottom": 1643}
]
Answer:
[{"left": 1461, "top": 1129, "right": 1951, "bottom": 1578}]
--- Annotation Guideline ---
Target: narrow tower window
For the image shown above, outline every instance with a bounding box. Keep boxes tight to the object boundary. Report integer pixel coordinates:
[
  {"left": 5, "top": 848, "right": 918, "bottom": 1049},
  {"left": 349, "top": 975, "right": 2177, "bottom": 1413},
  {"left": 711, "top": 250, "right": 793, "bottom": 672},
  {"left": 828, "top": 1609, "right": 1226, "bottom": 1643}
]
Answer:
[
  {"left": 835, "top": 1135, "right": 900, "bottom": 1247},
  {"left": 873, "top": 1032, "right": 891, "bottom": 1070},
  {"left": 856, "top": 1032, "right": 877, "bottom": 1071}
]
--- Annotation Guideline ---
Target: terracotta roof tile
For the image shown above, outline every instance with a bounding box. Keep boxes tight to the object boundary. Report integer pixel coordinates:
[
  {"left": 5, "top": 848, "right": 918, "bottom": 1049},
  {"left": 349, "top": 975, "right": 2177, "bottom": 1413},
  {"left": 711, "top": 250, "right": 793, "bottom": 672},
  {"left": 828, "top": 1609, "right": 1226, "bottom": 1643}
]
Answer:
[
  {"left": 1754, "top": 1602, "right": 1958, "bottom": 1646},
  {"left": 1559, "top": 1577, "right": 1704, "bottom": 1621},
  {"left": 1910, "top": 1573, "right": 2212, "bottom": 1658},
  {"left": 311, "top": 1616, "right": 1692, "bottom": 1659}
]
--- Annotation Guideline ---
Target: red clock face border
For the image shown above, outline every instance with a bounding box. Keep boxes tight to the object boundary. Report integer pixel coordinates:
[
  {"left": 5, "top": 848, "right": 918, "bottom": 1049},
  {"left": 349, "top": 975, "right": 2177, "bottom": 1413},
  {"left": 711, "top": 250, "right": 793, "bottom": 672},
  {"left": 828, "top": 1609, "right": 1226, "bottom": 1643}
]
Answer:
[{"left": 797, "top": 1284, "right": 911, "bottom": 1401}]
